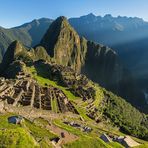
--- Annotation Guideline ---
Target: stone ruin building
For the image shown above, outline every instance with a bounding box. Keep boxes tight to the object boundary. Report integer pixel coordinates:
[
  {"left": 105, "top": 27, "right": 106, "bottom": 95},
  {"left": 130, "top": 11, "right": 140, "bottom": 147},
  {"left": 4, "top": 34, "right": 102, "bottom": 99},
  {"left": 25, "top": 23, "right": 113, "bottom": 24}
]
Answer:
[{"left": 0, "top": 73, "right": 78, "bottom": 114}]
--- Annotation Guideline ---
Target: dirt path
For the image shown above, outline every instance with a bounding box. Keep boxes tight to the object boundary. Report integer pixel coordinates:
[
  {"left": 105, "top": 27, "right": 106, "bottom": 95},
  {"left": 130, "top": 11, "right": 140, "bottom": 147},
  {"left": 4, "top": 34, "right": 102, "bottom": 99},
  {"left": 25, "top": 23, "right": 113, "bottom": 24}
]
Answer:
[{"left": 47, "top": 124, "right": 78, "bottom": 145}]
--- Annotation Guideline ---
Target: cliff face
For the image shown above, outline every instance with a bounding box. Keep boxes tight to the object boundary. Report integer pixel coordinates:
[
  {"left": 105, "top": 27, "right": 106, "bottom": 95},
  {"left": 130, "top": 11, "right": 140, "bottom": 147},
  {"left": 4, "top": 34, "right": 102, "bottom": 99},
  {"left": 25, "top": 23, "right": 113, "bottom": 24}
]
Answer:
[
  {"left": 82, "top": 41, "right": 123, "bottom": 91},
  {"left": 81, "top": 41, "right": 144, "bottom": 107}
]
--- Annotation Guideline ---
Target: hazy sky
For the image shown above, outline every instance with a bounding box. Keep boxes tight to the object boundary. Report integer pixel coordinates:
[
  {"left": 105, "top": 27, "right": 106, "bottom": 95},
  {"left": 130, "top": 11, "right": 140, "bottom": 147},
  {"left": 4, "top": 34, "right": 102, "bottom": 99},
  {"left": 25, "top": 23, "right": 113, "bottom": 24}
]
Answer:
[{"left": 0, "top": 0, "right": 148, "bottom": 28}]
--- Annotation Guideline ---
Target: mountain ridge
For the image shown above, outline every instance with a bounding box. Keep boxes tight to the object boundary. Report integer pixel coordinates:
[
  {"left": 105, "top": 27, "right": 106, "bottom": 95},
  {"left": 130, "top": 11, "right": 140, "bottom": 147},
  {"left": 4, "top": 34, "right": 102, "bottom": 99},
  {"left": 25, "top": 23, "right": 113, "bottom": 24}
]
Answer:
[{"left": 0, "top": 15, "right": 148, "bottom": 113}]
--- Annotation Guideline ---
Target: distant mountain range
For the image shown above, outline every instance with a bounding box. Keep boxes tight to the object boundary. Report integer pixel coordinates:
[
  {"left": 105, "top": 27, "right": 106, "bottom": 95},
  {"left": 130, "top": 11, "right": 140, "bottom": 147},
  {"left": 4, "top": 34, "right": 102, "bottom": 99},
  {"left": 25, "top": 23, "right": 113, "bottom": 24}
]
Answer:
[
  {"left": 0, "top": 18, "right": 53, "bottom": 60},
  {"left": 1, "top": 14, "right": 148, "bottom": 79},
  {"left": 0, "top": 14, "right": 148, "bottom": 112}
]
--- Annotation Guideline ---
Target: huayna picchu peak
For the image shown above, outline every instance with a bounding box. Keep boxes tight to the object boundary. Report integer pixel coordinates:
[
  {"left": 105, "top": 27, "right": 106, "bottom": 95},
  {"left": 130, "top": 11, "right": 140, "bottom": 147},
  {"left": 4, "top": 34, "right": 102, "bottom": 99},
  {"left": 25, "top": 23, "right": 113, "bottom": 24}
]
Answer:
[
  {"left": 40, "top": 16, "right": 86, "bottom": 72},
  {"left": 0, "top": 12, "right": 147, "bottom": 148}
]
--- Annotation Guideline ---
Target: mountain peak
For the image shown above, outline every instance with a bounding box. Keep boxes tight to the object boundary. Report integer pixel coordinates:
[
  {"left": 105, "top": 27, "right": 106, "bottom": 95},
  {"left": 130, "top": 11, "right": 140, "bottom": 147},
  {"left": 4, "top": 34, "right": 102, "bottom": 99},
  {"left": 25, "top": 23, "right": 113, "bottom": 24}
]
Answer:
[
  {"left": 104, "top": 14, "right": 112, "bottom": 18},
  {"left": 0, "top": 40, "right": 27, "bottom": 70},
  {"left": 56, "top": 16, "right": 67, "bottom": 21},
  {"left": 31, "top": 19, "right": 40, "bottom": 26},
  {"left": 40, "top": 16, "right": 85, "bottom": 72},
  {"left": 40, "top": 16, "right": 77, "bottom": 56},
  {"left": 87, "top": 13, "right": 96, "bottom": 17},
  {"left": 80, "top": 13, "right": 96, "bottom": 20},
  {"left": 7, "top": 40, "right": 24, "bottom": 54}
]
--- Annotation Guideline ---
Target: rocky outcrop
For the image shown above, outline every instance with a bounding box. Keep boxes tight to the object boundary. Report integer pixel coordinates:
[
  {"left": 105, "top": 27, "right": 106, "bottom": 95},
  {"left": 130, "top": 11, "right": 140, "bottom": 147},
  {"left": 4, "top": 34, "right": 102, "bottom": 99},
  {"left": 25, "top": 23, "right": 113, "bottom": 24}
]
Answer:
[
  {"left": 0, "top": 40, "right": 29, "bottom": 70},
  {"left": 0, "top": 40, "right": 51, "bottom": 77},
  {"left": 40, "top": 16, "right": 124, "bottom": 93},
  {"left": 30, "top": 46, "right": 50, "bottom": 61}
]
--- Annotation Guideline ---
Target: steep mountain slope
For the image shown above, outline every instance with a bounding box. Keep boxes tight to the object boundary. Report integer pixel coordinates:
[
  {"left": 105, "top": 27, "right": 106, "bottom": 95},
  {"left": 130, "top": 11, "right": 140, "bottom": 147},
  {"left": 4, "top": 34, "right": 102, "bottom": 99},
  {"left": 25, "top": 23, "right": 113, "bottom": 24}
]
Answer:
[
  {"left": 40, "top": 16, "right": 146, "bottom": 112},
  {"left": 0, "top": 18, "right": 53, "bottom": 61},
  {"left": 14, "top": 18, "right": 53, "bottom": 46},
  {"left": 0, "top": 41, "right": 147, "bottom": 142},
  {"left": 1, "top": 14, "right": 148, "bottom": 79},
  {"left": 0, "top": 27, "right": 31, "bottom": 61},
  {"left": 69, "top": 13, "right": 148, "bottom": 47},
  {"left": 40, "top": 16, "right": 86, "bottom": 72},
  {"left": 40, "top": 16, "right": 122, "bottom": 88}
]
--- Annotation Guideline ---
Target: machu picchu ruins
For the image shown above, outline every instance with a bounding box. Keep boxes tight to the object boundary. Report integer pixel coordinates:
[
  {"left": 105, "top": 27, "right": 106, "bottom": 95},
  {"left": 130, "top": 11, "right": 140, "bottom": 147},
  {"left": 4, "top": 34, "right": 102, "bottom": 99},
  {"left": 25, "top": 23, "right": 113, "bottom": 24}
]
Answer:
[{"left": 0, "top": 73, "right": 78, "bottom": 114}]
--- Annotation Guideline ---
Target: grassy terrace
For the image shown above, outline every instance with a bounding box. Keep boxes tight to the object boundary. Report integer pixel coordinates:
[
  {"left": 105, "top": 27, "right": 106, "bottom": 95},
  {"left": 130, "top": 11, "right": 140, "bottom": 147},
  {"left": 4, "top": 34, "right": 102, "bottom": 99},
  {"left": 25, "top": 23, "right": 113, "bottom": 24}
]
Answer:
[
  {"left": 0, "top": 113, "right": 57, "bottom": 147},
  {"left": 63, "top": 137, "right": 112, "bottom": 148},
  {"left": 51, "top": 98, "right": 59, "bottom": 113}
]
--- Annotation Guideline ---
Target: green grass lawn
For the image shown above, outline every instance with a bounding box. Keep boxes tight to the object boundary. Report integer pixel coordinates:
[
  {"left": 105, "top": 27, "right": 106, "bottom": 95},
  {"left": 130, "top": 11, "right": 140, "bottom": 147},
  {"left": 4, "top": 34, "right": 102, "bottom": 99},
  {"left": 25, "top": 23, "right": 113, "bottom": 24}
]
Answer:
[
  {"left": 93, "top": 84, "right": 104, "bottom": 107},
  {"left": 134, "top": 143, "right": 148, "bottom": 148},
  {"left": 109, "top": 142, "right": 124, "bottom": 148},
  {"left": 24, "top": 119, "right": 57, "bottom": 140}
]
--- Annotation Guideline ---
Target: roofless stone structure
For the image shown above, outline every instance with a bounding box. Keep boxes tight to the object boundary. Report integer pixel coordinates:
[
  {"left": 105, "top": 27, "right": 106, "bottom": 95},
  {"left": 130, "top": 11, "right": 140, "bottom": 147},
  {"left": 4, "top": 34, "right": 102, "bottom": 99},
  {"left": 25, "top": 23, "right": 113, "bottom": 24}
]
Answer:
[{"left": 0, "top": 77, "right": 78, "bottom": 114}]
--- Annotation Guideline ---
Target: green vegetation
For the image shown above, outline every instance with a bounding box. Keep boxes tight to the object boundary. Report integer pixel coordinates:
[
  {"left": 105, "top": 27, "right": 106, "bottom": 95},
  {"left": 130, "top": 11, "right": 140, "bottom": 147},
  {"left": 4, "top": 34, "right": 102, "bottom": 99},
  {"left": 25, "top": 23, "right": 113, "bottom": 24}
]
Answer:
[
  {"left": 64, "top": 137, "right": 111, "bottom": 148},
  {"left": 0, "top": 128, "right": 39, "bottom": 148},
  {"left": 27, "top": 64, "right": 148, "bottom": 140},
  {"left": 103, "top": 90, "right": 148, "bottom": 140},
  {"left": 53, "top": 119, "right": 84, "bottom": 136},
  {"left": 54, "top": 119, "right": 111, "bottom": 148},
  {"left": 134, "top": 143, "right": 148, "bottom": 148},
  {"left": 0, "top": 114, "right": 38, "bottom": 147},
  {"left": 30, "top": 46, "right": 50, "bottom": 62},
  {"left": 51, "top": 98, "right": 59, "bottom": 113},
  {"left": 0, "top": 16, "right": 148, "bottom": 148},
  {"left": 24, "top": 120, "right": 57, "bottom": 140},
  {"left": 75, "top": 104, "right": 92, "bottom": 121},
  {"left": 33, "top": 117, "right": 49, "bottom": 127},
  {"left": 0, "top": 18, "right": 52, "bottom": 61},
  {"left": 0, "top": 113, "right": 57, "bottom": 147},
  {"left": 93, "top": 83, "right": 104, "bottom": 107},
  {"left": 109, "top": 142, "right": 124, "bottom": 148}
]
